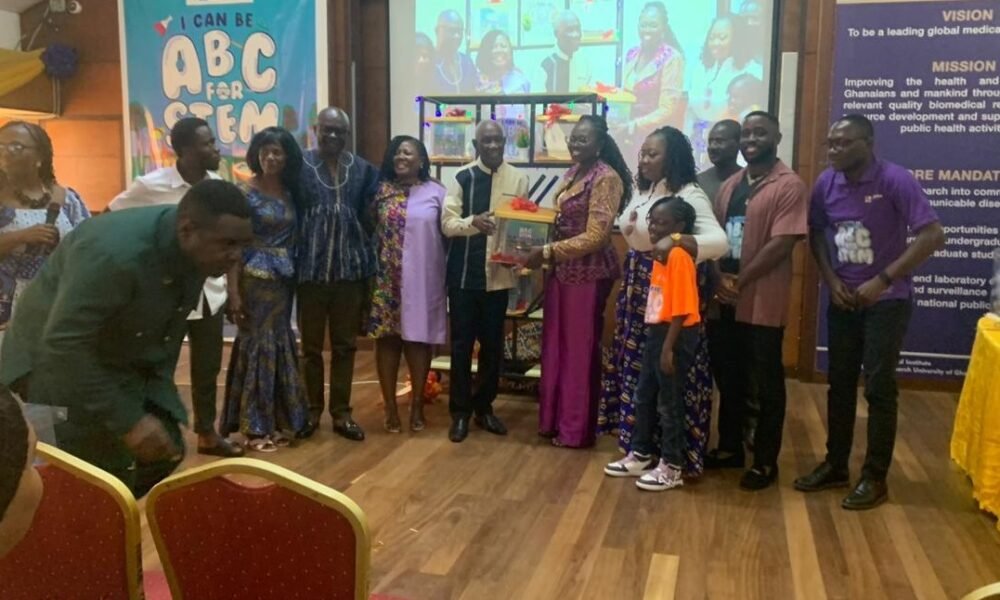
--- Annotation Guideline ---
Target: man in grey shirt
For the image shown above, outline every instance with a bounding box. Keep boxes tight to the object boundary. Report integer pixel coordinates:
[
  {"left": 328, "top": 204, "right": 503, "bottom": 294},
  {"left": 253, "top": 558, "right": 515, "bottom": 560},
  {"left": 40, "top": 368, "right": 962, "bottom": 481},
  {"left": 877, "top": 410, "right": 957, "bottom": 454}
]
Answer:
[{"left": 697, "top": 119, "right": 741, "bottom": 203}]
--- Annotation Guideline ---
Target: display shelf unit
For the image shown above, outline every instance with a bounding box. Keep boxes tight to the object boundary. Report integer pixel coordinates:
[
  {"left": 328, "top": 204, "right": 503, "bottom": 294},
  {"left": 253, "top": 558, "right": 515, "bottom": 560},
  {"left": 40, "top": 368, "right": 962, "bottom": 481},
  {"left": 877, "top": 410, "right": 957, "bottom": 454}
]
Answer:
[
  {"left": 417, "top": 93, "right": 609, "bottom": 180},
  {"left": 431, "top": 308, "right": 544, "bottom": 382}
]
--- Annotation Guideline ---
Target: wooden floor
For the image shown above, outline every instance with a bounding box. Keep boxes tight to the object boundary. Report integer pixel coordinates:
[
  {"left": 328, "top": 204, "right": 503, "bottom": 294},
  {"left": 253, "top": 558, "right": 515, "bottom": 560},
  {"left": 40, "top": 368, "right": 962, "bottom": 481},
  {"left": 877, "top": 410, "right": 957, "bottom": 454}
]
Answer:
[{"left": 143, "top": 347, "right": 1000, "bottom": 600}]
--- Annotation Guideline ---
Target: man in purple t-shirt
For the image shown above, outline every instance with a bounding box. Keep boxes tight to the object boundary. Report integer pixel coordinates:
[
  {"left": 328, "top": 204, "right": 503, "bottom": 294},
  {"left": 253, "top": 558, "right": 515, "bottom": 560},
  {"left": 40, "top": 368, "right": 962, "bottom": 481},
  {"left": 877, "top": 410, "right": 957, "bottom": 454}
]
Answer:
[{"left": 794, "top": 115, "right": 945, "bottom": 510}]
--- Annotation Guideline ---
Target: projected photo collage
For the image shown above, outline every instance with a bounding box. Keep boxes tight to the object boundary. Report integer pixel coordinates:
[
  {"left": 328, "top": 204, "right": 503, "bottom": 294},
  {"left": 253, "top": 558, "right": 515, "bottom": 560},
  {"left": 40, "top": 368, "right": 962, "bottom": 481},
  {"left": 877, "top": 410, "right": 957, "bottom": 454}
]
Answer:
[{"left": 409, "top": 0, "right": 774, "bottom": 170}]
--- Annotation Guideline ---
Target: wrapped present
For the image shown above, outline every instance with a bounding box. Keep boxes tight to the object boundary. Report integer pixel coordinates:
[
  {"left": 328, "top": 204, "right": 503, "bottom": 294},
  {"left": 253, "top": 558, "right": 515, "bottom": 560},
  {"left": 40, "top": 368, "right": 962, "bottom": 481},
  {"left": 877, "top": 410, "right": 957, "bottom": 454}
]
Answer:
[
  {"left": 489, "top": 198, "right": 557, "bottom": 266},
  {"left": 427, "top": 116, "right": 473, "bottom": 160},
  {"left": 536, "top": 106, "right": 579, "bottom": 161}
]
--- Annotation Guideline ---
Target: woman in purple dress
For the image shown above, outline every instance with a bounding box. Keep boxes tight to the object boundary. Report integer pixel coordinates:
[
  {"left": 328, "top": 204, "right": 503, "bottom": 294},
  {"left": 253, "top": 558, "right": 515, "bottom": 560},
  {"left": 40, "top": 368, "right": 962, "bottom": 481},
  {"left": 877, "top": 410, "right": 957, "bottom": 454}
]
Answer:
[
  {"left": 368, "top": 136, "right": 447, "bottom": 433},
  {"left": 524, "top": 115, "right": 633, "bottom": 448}
]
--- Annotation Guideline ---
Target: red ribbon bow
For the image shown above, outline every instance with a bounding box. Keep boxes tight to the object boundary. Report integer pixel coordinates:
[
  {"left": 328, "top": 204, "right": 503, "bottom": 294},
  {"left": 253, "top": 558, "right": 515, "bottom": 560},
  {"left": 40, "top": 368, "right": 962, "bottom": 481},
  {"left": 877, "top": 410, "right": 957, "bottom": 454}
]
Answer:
[
  {"left": 543, "top": 104, "right": 572, "bottom": 129},
  {"left": 510, "top": 196, "right": 539, "bottom": 212},
  {"left": 444, "top": 107, "right": 468, "bottom": 117}
]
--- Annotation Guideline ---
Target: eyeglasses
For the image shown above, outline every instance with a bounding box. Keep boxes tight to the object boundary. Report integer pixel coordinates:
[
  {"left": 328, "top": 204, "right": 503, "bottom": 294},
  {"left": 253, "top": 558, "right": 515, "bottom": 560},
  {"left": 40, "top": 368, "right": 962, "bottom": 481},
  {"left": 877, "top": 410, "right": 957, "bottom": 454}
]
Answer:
[{"left": 0, "top": 142, "right": 36, "bottom": 155}]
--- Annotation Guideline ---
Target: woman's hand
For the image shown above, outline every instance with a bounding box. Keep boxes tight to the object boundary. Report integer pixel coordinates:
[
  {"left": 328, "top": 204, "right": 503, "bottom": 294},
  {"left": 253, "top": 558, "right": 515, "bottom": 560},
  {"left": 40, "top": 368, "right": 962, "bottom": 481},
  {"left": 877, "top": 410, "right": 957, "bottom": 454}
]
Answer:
[
  {"left": 522, "top": 246, "right": 545, "bottom": 270},
  {"left": 226, "top": 294, "right": 249, "bottom": 330},
  {"left": 15, "top": 225, "right": 60, "bottom": 247}
]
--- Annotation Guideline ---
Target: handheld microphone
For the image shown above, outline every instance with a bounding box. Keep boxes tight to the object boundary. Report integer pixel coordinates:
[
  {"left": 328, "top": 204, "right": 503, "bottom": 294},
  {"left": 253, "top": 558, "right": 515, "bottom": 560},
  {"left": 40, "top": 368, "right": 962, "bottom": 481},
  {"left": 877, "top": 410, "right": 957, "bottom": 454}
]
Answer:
[{"left": 29, "top": 202, "right": 61, "bottom": 255}]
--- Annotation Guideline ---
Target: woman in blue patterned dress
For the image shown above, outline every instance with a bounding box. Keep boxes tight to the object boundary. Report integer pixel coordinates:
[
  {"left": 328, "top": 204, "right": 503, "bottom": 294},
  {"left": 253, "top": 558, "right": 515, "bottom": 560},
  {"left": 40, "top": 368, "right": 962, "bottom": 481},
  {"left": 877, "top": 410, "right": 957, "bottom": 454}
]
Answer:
[
  {"left": 222, "top": 127, "right": 309, "bottom": 452},
  {"left": 0, "top": 121, "right": 90, "bottom": 351}
]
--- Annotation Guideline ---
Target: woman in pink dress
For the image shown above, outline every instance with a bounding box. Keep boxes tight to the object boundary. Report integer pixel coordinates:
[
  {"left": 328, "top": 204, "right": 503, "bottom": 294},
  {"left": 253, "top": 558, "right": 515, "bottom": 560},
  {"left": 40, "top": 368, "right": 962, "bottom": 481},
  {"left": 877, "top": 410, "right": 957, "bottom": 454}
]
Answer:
[
  {"left": 368, "top": 136, "right": 447, "bottom": 433},
  {"left": 524, "top": 115, "right": 633, "bottom": 448}
]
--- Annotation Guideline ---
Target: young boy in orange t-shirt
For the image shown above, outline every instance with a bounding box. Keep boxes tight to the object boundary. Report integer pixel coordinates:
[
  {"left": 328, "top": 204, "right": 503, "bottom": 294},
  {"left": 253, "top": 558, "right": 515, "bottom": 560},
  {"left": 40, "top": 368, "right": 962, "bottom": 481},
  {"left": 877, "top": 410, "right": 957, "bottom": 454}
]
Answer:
[{"left": 604, "top": 197, "right": 700, "bottom": 491}]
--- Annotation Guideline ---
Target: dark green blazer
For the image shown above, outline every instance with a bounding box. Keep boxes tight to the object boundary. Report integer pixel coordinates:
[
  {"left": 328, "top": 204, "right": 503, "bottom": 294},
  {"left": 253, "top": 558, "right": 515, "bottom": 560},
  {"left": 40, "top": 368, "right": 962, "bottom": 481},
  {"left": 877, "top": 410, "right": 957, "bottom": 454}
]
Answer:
[{"left": 0, "top": 205, "right": 204, "bottom": 435}]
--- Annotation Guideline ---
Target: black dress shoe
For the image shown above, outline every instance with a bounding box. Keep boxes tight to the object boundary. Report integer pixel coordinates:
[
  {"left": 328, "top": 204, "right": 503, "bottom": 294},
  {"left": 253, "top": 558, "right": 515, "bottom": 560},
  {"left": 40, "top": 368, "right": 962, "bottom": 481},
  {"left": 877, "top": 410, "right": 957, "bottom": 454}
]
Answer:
[
  {"left": 705, "top": 449, "right": 745, "bottom": 469},
  {"left": 842, "top": 478, "right": 888, "bottom": 510},
  {"left": 333, "top": 418, "right": 365, "bottom": 441},
  {"left": 739, "top": 465, "right": 778, "bottom": 491},
  {"left": 794, "top": 462, "right": 850, "bottom": 492},
  {"left": 449, "top": 416, "right": 470, "bottom": 443},
  {"left": 474, "top": 414, "right": 508, "bottom": 436},
  {"left": 296, "top": 421, "right": 319, "bottom": 439}
]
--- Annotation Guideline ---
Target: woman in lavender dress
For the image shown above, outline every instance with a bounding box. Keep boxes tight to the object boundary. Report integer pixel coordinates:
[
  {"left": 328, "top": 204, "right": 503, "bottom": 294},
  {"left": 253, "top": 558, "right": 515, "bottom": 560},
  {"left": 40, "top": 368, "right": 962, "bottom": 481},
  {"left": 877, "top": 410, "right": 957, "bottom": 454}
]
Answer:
[
  {"left": 523, "top": 115, "right": 633, "bottom": 448},
  {"left": 221, "top": 127, "right": 309, "bottom": 452},
  {"left": 0, "top": 122, "right": 90, "bottom": 350},
  {"left": 368, "top": 136, "right": 447, "bottom": 433}
]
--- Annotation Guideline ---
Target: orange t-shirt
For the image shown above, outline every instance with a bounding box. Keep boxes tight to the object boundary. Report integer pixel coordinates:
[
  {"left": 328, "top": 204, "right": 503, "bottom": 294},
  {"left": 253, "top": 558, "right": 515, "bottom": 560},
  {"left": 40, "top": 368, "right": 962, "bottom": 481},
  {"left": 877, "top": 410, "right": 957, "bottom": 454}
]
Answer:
[{"left": 645, "top": 246, "right": 701, "bottom": 326}]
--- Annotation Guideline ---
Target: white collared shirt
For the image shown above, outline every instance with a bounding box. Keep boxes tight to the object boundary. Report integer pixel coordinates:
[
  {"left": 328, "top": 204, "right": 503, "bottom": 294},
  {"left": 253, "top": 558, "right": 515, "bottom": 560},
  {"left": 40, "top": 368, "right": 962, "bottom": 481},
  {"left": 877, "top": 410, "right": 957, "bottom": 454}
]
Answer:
[{"left": 109, "top": 166, "right": 227, "bottom": 319}]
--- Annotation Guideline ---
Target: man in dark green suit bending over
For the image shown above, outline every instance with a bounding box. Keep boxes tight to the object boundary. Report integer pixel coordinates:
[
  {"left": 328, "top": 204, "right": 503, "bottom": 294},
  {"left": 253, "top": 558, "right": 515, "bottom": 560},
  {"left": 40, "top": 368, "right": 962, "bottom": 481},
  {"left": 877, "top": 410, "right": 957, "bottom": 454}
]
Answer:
[{"left": 0, "top": 180, "right": 253, "bottom": 497}]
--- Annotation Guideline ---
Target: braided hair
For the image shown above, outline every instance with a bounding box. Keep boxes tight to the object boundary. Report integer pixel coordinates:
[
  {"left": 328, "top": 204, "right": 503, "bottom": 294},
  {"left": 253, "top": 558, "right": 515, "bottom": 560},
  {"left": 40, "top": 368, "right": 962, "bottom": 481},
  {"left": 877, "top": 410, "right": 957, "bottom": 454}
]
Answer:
[
  {"left": 0, "top": 121, "right": 56, "bottom": 186},
  {"left": 578, "top": 114, "right": 633, "bottom": 215},
  {"left": 647, "top": 195, "right": 696, "bottom": 235},
  {"left": 0, "top": 385, "right": 29, "bottom": 523},
  {"left": 636, "top": 126, "right": 698, "bottom": 194}
]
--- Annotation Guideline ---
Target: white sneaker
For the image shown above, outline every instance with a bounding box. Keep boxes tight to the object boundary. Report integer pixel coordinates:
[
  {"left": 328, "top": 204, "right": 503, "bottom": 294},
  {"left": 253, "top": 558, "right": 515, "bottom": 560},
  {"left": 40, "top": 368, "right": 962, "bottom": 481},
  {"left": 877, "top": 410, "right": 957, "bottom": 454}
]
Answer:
[
  {"left": 604, "top": 452, "right": 657, "bottom": 477},
  {"left": 636, "top": 461, "right": 684, "bottom": 491}
]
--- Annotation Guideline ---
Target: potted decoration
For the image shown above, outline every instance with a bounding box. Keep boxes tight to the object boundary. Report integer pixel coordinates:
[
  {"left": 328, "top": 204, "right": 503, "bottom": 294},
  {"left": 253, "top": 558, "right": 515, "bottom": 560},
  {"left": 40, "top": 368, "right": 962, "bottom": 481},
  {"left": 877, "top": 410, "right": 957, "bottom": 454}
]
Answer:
[{"left": 514, "top": 127, "right": 531, "bottom": 162}]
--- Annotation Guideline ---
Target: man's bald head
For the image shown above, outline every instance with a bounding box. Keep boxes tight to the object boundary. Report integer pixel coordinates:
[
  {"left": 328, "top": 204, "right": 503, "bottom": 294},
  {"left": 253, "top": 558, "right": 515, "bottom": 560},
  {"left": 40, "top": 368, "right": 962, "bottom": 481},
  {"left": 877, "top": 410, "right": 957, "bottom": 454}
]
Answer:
[
  {"left": 707, "top": 119, "right": 741, "bottom": 168},
  {"left": 476, "top": 119, "right": 504, "bottom": 138},
  {"left": 436, "top": 9, "right": 464, "bottom": 54},
  {"left": 473, "top": 119, "right": 506, "bottom": 171},
  {"left": 438, "top": 9, "right": 462, "bottom": 27},
  {"left": 315, "top": 106, "right": 351, "bottom": 159},
  {"left": 554, "top": 10, "right": 582, "bottom": 55},
  {"left": 318, "top": 106, "right": 350, "bottom": 128}
]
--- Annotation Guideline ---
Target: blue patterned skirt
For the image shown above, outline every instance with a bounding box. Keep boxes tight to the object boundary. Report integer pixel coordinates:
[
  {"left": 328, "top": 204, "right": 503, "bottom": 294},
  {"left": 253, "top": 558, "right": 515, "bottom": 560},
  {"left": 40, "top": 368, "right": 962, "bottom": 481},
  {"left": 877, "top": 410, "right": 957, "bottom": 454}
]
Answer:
[
  {"left": 598, "top": 249, "right": 714, "bottom": 477},
  {"left": 222, "top": 276, "right": 309, "bottom": 437}
]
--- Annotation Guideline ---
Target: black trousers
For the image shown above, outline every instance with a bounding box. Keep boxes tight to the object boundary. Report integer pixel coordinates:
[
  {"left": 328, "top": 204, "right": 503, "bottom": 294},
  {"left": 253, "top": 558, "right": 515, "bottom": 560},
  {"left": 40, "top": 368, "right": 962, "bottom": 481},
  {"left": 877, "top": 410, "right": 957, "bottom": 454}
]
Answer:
[
  {"left": 448, "top": 288, "right": 509, "bottom": 418},
  {"left": 708, "top": 306, "right": 786, "bottom": 468},
  {"left": 187, "top": 306, "right": 224, "bottom": 435},
  {"left": 826, "top": 299, "right": 912, "bottom": 480},
  {"left": 297, "top": 280, "right": 368, "bottom": 420}
]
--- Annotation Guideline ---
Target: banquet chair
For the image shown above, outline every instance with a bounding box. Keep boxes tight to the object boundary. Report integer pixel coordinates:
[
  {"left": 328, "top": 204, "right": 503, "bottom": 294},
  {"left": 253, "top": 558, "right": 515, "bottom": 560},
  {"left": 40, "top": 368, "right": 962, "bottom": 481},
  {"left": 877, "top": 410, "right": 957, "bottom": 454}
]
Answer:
[
  {"left": 146, "top": 457, "right": 371, "bottom": 600},
  {"left": 963, "top": 582, "right": 1000, "bottom": 600},
  {"left": 0, "top": 442, "right": 143, "bottom": 599}
]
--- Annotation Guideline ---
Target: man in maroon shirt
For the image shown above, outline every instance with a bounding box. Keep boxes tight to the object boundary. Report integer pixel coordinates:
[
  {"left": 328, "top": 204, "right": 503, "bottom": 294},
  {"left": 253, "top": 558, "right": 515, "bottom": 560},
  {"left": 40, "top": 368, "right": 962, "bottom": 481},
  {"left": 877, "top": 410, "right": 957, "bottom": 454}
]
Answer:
[{"left": 706, "top": 111, "right": 809, "bottom": 490}]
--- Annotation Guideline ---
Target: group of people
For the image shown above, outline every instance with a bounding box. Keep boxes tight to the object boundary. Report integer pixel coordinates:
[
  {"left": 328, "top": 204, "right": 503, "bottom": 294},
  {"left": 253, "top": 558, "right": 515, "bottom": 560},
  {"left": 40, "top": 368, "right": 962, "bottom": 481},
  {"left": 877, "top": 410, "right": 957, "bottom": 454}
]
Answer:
[
  {"left": 0, "top": 97, "right": 942, "bottom": 512},
  {"left": 595, "top": 113, "right": 943, "bottom": 509},
  {"left": 416, "top": 2, "right": 767, "bottom": 169}
]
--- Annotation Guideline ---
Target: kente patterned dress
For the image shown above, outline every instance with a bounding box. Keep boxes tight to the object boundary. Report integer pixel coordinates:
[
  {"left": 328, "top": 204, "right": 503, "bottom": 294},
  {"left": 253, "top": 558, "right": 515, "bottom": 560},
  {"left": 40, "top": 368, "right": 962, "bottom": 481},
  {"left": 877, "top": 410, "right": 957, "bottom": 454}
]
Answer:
[
  {"left": 597, "top": 182, "right": 717, "bottom": 477},
  {"left": 539, "top": 161, "right": 622, "bottom": 448},
  {"left": 0, "top": 189, "right": 90, "bottom": 347},
  {"left": 221, "top": 187, "right": 309, "bottom": 437},
  {"left": 367, "top": 180, "right": 447, "bottom": 344}
]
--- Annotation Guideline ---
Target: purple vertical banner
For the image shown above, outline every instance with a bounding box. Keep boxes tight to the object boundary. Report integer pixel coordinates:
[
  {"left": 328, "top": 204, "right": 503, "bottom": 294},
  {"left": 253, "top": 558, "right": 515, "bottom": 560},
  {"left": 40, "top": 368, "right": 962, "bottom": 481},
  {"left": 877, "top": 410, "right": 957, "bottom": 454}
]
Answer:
[{"left": 820, "top": 0, "right": 1000, "bottom": 379}]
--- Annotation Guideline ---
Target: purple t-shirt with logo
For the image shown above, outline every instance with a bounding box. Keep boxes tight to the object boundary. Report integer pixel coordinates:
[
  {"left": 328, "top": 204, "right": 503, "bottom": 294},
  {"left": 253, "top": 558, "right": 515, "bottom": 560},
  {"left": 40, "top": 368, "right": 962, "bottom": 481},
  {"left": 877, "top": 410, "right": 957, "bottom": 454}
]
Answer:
[{"left": 809, "top": 159, "right": 939, "bottom": 302}]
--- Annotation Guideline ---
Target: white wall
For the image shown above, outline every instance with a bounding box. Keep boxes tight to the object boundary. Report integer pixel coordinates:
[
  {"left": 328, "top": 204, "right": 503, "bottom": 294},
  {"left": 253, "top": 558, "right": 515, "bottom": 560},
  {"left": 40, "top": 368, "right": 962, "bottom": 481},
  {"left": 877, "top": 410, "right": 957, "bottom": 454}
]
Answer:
[{"left": 0, "top": 10, "right": 21, "bottom": 50}]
